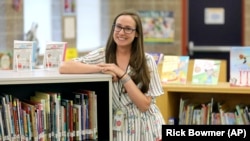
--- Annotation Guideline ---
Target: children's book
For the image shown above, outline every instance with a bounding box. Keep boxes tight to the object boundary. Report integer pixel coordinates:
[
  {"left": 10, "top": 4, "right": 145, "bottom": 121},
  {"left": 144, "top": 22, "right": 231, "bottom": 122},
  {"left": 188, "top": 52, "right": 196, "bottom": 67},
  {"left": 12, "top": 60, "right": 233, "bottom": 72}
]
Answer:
[
  {"left": 229, "top": 47, "right": 250, "bottom": 87},
  {"left": 0, "top": 52, "right": 12, "bottom": 70},
  {"left": 161, "top": 55, "right": 189, "bottom": 84},
  {"left": 43, "top": 41, "right": 67, "bottom": 70},
  {"left": 191, "top": 59, "right": 221, "bottom": 85},
  {"left": 13, "top": 40, "right": 34, "bottom": 71}
]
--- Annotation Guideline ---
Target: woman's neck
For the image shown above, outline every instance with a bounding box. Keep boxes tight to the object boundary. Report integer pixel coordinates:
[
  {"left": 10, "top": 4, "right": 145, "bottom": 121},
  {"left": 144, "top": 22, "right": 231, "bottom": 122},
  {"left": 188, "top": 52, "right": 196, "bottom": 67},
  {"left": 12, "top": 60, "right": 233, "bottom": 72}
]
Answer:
[{"left": 116, "top": 48, "right": 130, "bottom": 71}]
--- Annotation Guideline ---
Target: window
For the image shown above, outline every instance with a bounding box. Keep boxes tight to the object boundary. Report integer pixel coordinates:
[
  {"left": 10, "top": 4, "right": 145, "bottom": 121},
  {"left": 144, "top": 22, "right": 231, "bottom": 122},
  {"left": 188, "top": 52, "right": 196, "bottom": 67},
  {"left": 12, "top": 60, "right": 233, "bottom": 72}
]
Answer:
[{"left": 24, "top": 0, "right": 105, "bottom": 55}]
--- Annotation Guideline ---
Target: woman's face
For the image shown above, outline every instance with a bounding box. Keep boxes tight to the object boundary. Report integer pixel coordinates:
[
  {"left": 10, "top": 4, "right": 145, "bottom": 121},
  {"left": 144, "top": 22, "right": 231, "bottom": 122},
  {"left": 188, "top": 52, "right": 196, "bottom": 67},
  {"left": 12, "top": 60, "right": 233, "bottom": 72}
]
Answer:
[{"left": 113, "top": 15, "right": 138, "bottom": 48}]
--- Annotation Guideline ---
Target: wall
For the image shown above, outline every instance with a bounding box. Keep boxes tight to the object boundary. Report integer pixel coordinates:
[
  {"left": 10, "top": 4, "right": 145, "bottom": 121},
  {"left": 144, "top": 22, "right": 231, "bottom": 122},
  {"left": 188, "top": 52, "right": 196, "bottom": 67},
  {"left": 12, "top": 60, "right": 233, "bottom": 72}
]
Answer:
[
  {"left": 1, "top": 0, "right": 250, "bottom": 56},
  {"left": 245, "top": 0, "right": 250, "bottom": 45},
  {"left": 0, "top": 0, "right": 23, "bottom": 53}
]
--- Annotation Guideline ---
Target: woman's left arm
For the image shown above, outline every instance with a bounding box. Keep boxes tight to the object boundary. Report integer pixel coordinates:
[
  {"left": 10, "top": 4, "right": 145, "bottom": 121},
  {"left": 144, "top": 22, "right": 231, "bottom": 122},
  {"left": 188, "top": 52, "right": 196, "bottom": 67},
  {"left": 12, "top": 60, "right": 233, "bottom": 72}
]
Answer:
[{"left": 121, "top": 74, "right": 152, "bottom": 112}]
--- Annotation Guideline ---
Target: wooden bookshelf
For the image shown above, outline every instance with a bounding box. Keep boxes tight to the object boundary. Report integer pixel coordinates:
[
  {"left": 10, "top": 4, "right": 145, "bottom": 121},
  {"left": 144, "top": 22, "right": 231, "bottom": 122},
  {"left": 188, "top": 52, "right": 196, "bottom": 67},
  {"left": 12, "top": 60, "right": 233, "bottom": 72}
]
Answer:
[
  {"left": 155, "top": 59, "right": 246, "bottom": 123},
  {"left": 157, "top": 82, "right": 250, "bottom": 123},
  {"left": 0, "top": 69, "right": 113, "bottom": 141}
]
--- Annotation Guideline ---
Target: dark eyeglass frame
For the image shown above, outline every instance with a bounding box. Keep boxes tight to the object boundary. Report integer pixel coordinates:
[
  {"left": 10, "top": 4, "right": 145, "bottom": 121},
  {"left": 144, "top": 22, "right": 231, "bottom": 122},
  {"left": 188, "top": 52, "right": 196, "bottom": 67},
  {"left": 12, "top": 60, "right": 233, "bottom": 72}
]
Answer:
[{"left": 113, "top": 24, "right": 136, "bottom": 34}]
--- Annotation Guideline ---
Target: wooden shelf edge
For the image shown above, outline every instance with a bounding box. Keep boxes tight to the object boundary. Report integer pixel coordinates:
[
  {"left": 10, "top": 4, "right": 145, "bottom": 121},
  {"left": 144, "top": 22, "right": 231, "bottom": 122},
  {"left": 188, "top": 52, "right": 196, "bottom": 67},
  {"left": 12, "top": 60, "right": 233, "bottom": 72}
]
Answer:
[{"left": 163, "top": 82, "right": 250, "bottom": 94}]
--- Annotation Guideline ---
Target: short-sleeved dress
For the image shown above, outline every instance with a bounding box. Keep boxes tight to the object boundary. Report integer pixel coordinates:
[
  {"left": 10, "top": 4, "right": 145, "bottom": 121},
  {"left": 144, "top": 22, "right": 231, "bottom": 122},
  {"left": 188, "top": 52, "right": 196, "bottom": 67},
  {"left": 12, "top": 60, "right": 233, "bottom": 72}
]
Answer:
[{"left": 74, "top": 47, "right": 165, "bottom": 141}]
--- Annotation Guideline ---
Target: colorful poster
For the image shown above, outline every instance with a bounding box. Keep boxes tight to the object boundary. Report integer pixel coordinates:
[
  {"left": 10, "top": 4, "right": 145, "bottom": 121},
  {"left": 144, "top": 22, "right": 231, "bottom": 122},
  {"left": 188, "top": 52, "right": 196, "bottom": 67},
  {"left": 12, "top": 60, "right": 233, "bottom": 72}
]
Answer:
[{"left": 138, "top": 10, "right": 175, "bottom": 43}]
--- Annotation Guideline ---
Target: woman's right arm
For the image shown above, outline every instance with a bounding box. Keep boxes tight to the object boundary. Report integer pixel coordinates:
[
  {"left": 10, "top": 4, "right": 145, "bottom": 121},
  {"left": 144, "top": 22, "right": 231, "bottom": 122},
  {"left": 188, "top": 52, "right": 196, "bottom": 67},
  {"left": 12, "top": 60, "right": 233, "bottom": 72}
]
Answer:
[{"left": 59, "top": 60, "right": 102, "bottom": 74}]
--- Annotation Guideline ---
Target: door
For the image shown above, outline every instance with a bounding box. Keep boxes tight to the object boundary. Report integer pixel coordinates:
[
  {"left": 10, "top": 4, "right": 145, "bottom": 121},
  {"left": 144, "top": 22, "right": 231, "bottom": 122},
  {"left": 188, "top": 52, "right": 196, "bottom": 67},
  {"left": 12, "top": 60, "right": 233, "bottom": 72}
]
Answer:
[{"left": 187, "top": 0, "right": 243, "bottom": 81}]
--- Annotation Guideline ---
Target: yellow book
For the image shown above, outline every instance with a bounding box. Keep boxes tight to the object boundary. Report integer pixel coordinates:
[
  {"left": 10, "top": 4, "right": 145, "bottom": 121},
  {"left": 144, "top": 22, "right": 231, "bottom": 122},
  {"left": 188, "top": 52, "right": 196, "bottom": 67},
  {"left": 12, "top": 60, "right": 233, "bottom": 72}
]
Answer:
[{"left": 161, "top": 55, "right": 189, "bottom": 84}]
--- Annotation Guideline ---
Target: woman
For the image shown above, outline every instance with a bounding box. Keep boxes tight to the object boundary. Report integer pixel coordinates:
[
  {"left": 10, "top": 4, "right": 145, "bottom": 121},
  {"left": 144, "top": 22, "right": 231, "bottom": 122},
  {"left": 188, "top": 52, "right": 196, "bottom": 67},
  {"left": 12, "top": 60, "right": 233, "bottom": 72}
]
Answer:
[{"left": 59, "top": 9, "right": 165, "bottom": 141}]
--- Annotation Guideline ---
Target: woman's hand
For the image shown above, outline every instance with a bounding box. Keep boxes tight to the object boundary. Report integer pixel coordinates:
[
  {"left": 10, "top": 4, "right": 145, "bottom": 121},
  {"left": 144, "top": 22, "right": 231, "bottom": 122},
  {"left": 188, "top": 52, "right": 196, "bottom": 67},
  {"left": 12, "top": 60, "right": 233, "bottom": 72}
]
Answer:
[
  {"left": 101, "top": 69, "right": 119, "bottom": 82},
  {"left": 98, "top": 63, "right": 124, "bottom": 81}
]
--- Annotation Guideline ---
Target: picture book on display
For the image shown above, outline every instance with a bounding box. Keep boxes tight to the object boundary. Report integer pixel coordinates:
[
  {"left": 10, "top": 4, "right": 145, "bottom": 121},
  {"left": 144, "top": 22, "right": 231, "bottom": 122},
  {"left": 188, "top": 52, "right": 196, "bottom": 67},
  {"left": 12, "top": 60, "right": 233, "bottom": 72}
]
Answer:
[
  {"left": 191, "top": 59, "right": 221, "bottom": 85},
  {"left": 0, "top": 52, "right": 12, "bottom": 70},
  {"left": 161, "top": 55, "right": 189, "bottom": 84},
  {"left": 229, "top": 46, "right": 250, "bottom": 87},
  {"left": 13, "top": 40, "right": 34, "bottom": 71},
  {"left": 43, "top": 41, "right": 67, "bottom": 70}
]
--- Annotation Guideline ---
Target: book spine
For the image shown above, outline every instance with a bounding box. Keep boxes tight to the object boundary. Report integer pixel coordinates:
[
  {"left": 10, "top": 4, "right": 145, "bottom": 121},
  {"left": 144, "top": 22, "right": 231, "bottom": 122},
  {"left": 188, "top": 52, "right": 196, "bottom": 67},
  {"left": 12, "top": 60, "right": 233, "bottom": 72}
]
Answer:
[
  {"left": 12, "top": 99, "right": 20, "bottom": 140},
  {"left": 60, "top": 106, "right": 66, "bottom": 141},
  {"left": 0, "top": 96, "right": 11, "bottom": 140},
  {"left": 30, "top": 106, "right": 38, "bottom": 140},
  {"left": 56, "top": 93, "right": 61, "bottom": 141},
  {"left": 61, "top": 99, "right": 69, "bottom": 141},
  {"left": 0, "top": 106, "right": 5, "bottom": 141},
  {"left": 69, "top": 100, "right": 74, "bottom": 141},
  {"left": 5, "top": 95, "right": 15, "bottom": 140},
  {"left": 15, "top": 98, "right": 25, "bottom": 140},
  {"left": 22, "top": 110, "right": 28, "bottom": 141},
  {"left": 26, "top": 112, "right": 32, "bottom": 141},
  {"left": 73, "top": 107, "right": 78, "bottom": 141}
]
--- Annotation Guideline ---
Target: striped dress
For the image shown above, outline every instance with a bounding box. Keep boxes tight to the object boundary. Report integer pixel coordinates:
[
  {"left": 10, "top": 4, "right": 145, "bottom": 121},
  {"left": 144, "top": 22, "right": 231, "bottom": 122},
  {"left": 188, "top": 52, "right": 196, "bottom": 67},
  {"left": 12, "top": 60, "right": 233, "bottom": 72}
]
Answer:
[{"left": 74, "top": 47, "right": 165, "bottom": 141}]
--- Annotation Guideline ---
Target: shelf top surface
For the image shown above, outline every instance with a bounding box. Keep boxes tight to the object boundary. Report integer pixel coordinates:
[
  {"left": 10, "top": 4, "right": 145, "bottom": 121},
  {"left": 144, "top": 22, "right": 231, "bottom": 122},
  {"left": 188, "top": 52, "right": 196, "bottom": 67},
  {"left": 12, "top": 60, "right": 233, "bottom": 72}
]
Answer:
[
  {"left": 0, "top": 69, "right": 112, "bottom": 84},
  {"left": 163, "top": 82, "right": 250, "bottom": 94}
]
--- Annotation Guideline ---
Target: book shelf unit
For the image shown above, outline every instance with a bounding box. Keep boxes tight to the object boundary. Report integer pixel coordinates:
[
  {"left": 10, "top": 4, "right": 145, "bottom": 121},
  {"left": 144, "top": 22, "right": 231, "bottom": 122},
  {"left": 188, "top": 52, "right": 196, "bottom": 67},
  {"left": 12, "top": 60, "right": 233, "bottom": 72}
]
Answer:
[
  {"left": 156, "top": 82, "right": 250, "bottom": 123},
  {"left": 0, "top": 69, "right": 113, "bottom": 141}
]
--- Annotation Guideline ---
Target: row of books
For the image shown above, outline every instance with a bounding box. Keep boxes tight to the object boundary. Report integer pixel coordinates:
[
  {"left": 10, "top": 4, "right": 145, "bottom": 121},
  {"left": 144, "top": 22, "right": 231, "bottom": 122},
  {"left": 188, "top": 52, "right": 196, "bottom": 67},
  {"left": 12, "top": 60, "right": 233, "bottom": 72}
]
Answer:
[
  {"left": 13, "top": 40, "right": 67, "bottom": 71},
  {"left": 149, "top": 52, "right": 221, "bottom": 85},
  {"left": 0, "top": 89, "right": 97, "bottom": 141},
  {"left": 178, "top": 97, "right": 250, "bottom": 125},
  {"left": 149, "top": 46, "right": 250, "bottom": 86}
]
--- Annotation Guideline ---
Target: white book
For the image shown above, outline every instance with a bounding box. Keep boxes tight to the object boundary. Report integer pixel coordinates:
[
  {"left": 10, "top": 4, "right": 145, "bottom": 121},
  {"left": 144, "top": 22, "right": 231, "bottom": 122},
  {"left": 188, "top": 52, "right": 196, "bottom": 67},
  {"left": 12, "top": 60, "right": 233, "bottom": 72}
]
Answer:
[
  {"left": 13, "top": 40, "right": 34, "bottom": 71},
  {"left": 43, "top": 41, "right": 67, "bottom": 70}
]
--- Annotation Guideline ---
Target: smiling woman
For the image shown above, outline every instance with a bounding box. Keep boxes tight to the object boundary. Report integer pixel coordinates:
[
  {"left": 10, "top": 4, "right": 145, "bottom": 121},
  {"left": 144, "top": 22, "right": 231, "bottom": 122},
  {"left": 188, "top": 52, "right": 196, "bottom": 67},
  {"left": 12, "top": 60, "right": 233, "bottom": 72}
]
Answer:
[{"left": 59, "top": 9, "right": 166, "bottom": 141}]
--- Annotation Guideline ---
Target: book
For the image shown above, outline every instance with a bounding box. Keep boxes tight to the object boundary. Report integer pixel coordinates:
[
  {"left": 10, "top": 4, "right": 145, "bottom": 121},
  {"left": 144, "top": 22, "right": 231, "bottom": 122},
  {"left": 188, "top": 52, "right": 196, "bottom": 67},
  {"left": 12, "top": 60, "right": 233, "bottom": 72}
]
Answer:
[
  {"left": 34, "top": 92, "right": 51, "bottom": 141},
  {"left": 229, "top": 46, "right": 250, "bottom": 87},
  {"left": 161, "top": 55, "right": 189, "bottom": 84},
  {"left": 191, "top": 59, "right": 221, "bottom": 85},
  {"left": 73, "top": 104, "right": 82, "bottom": 141},
  {"left": 43, "top": 41, "right": 67, "bottom": 70},
  {"left": 30, "top": 96, "right": 48, "bottom": 141},
  {"left": 0, "top": 52, "right": 12, "bottom": 70},
  {"left": 0, "top": 96, "right": 11, "bottom": 140},
  {"left": 76, "top": 89, "right": 97, "bottom": 140},
  {"left": 61, "top": 99, "right": 70, "bottom": 141},
  {"left": 13, "top": 97, "right": 25, "bottom": 141},
  {"left": 2, "top": 94, "right": 15, "bottom": 140},
  {"left": 22, "top": 110, "right": 29, "bottom": 140},
  {"left": 60, "top": 105, "right": 66, "bottom": 141},
  {"left": 73, "top": 92, "right": 88, "bottom": 140},
  {"left": 13, "top": 40, "right": 34, "bottom": 71},
  {"left": 22, "top": 99, "right": 44, "bottom": 141},
  {"left": 0, "top": 106, "right": 5, "bottom": 140},
  {"left": 21, "top": 101, "right": 38, "bottom": 141}
]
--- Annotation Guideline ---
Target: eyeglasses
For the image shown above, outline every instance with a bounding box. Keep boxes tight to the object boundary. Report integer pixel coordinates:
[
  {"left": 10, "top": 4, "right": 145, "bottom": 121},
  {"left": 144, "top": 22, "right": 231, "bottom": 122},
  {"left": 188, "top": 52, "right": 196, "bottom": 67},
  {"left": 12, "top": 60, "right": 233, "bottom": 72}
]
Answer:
[{"left": 113, "top": 24, "right": 136, "bottom": 34}]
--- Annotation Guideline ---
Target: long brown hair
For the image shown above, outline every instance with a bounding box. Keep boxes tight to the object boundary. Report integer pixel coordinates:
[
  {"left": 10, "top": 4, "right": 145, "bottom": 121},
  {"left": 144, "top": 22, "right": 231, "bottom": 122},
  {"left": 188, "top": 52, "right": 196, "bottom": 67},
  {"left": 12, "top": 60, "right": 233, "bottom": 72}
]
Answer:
[{"left": 105, "top": 9, "right": 150, "bottom": 93}]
